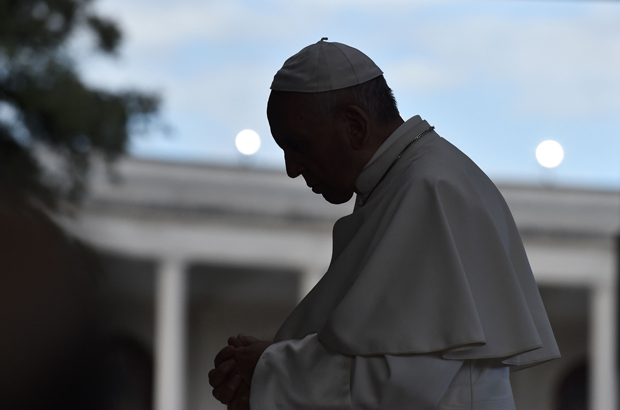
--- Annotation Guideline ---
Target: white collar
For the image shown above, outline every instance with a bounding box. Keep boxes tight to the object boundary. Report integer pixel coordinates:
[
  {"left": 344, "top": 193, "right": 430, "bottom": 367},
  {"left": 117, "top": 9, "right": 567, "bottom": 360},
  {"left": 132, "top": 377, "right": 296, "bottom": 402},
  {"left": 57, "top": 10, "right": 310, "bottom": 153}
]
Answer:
[{"left": 354, "top": 115, "right": 428, "bottom": 198}]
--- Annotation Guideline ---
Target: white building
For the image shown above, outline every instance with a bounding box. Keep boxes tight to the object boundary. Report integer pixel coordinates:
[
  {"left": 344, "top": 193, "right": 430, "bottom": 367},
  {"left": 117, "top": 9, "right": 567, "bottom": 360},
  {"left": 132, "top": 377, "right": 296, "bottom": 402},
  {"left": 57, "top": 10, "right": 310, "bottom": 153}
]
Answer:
[{"left": 61, "top": 157, "right": 620, "bottom": 410}]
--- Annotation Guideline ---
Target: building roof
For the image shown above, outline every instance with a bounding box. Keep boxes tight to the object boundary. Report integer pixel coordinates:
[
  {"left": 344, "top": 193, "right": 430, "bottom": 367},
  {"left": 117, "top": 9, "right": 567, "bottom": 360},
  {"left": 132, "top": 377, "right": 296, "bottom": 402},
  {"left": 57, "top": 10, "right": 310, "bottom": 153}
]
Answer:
[{"left": 85, "top": 156, "right": 620, "bottom": 238}]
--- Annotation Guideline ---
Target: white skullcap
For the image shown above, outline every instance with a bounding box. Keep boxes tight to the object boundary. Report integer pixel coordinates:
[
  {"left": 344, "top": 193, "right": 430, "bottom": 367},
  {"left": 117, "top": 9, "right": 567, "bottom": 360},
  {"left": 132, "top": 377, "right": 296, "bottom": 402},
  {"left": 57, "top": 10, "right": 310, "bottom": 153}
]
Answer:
[{"left": 270, "top": 38, "right": 383, "bottom": 93}]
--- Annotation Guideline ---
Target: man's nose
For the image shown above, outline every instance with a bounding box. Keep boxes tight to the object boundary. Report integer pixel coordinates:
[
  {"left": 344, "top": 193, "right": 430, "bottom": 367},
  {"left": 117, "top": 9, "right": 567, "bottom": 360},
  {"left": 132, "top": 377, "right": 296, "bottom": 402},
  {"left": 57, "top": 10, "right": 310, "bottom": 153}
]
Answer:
[{"left": 285, "top": 155, "right": 304, "bottom": 179}]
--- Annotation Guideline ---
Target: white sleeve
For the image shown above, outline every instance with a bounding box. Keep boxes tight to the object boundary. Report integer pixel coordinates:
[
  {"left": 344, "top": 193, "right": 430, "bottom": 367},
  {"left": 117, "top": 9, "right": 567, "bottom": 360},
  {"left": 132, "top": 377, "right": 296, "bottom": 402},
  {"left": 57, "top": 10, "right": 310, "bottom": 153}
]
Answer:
[
  {"left": 250, "top": 333, "right": 352, "bottom": 410},
  {"left": 249, "top": 333, "right": 465, "bottom": 410},
  {"left": 350, "top": 352, "right": 464, "bottom": 410}
]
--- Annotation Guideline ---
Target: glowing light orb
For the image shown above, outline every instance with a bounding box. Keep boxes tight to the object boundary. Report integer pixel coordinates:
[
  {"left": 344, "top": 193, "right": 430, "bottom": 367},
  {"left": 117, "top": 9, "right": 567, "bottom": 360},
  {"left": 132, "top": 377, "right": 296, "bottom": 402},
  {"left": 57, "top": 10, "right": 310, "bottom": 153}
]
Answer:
[
  {"left": 235, "top": 129, "right": 261, "bottom": 155},
  {"left": 536, "top": 140, "right": 564, "bottom": 168}
]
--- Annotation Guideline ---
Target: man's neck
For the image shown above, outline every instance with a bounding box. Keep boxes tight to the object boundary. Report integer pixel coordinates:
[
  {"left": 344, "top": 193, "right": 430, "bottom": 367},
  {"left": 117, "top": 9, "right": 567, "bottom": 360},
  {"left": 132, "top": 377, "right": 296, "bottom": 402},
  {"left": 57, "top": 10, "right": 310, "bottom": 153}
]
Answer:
[
  {"left": 368, "top": 115, "right": 405, "bottom": 158},
  {"left": 352, "top": 115, "right": 406, "bottom": 193}
]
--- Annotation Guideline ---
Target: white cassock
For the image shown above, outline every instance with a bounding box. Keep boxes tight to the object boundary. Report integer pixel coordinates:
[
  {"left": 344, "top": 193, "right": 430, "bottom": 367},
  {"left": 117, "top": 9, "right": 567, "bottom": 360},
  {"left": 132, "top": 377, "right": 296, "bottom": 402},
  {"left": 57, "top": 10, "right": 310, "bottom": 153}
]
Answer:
[{"left": 250, "top": 116, "right": 561, "bottom": 409}]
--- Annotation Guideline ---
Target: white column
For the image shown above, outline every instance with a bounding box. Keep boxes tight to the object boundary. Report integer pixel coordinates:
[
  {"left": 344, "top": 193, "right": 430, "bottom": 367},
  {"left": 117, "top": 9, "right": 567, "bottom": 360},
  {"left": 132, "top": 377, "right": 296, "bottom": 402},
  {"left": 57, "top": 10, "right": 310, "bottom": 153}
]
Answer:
[
  {"left": 298, "top": 267, "right": 326, "bottom": 301},
  {"left": 589, "top": 283, "right": 618, "bottom": 410},
  {"left": 155, "top": 259, "right": 187, "bottom": 410}
]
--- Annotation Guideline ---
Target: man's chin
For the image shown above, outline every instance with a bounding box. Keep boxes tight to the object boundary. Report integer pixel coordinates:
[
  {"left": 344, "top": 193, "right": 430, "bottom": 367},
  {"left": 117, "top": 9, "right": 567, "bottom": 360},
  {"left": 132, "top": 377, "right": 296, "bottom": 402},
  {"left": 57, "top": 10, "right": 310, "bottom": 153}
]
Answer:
[{"left": 322, "top": 191, "right": 354, "bottom": 205}]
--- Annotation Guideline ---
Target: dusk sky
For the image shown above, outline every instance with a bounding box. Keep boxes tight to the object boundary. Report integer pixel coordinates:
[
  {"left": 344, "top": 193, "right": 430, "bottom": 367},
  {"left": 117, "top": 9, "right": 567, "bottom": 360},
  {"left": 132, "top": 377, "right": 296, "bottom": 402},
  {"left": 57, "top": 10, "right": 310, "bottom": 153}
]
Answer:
[{"left": 79, "top": 0, "right": 620, "bottom": 189}]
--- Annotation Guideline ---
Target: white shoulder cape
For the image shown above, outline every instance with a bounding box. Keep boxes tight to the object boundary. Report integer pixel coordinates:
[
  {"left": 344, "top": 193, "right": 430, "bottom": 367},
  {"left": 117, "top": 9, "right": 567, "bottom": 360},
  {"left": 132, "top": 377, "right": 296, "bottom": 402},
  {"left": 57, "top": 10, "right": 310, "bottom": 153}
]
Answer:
[{"left": 275, "top": 117, "right": 560, "bottom": 370}]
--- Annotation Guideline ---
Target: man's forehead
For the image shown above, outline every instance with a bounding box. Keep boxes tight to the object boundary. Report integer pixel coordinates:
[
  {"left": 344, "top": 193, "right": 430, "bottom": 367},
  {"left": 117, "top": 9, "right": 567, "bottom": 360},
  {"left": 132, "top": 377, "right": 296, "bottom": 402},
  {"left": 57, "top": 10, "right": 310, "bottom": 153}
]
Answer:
[
  {"left": 268, "top": 92, "right": 313, "bottom": 121},
  {"left": 268, "top": 94, "right": 326, "bottom": 145},
  {"left": 269, "top": 90, "right": 303, "bottom": 106}
]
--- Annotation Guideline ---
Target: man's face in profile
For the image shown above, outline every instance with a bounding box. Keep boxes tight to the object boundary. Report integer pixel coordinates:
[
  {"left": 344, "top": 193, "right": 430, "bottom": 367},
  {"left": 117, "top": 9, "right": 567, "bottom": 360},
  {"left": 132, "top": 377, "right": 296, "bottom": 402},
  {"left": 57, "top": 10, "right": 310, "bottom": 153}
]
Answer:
[{"left": 267, "top": 92, "right": 358, "bottom": 205}]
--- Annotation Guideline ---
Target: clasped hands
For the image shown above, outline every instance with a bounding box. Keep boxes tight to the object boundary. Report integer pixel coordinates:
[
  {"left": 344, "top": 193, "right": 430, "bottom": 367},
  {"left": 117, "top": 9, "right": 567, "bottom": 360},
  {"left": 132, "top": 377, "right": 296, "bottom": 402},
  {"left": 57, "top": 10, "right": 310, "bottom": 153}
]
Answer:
[{"left": 209, "top": 334, "right": 273, "bottom": 410}]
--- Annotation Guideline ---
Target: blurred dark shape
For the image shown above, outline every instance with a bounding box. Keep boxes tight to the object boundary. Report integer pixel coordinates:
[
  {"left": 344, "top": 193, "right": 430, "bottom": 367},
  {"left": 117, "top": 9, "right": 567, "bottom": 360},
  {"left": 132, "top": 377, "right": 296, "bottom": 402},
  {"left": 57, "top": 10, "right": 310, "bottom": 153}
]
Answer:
[
  {"left": 556, "top": 361, "right": 587, "bottom": 410},
  {"left": 101, "top": 336, "right": 153, "bottom": 410},
  {"left": 86, "top": 16, "right": 121, "bottom": 53},
  {"left": 0, "top": 186, "right": 156, "bottom": 407},
  {"left": 0, "top": 0, "right": 160, "bottom": 210},
  {"left": 0, "top": 186, "right": 107, "bottom": 409}
]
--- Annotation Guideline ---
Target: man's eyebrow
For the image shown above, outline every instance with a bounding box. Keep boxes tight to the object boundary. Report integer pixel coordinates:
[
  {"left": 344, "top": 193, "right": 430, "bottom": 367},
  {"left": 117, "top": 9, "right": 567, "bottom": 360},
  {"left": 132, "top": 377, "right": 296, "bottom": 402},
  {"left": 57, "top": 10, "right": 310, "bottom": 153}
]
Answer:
[
  {"left": 273, "top": 133, "right": 298, "bottom": 150},
  {"left": 280, "top": 132, "right": 305, "bottom": 146}
]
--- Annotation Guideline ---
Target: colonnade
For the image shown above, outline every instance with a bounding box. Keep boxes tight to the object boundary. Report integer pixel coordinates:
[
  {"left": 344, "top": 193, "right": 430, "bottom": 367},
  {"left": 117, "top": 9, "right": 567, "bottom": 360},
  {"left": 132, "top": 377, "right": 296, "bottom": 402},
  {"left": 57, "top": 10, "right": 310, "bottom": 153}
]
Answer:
[
  {"left": 151, "top": 256, "right": 618, "bottom": 410},
  {"left": 153, "top": 262, "right": 322, "bottom": 410}
]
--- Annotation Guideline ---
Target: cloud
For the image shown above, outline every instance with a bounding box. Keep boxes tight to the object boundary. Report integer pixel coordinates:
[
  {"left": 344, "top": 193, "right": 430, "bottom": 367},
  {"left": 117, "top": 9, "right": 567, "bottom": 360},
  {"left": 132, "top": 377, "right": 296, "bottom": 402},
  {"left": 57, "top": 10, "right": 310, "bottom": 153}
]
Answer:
[
  {"left": 85, "top": 0, "right": 620, "bottom": 123},
  {"left": 74, "top": 0, "right": 619, "bottom": 187},
  {"left": 91, "top": 0, "right": 330, "bottom": 57},
  {"left": 384, "top": 60, "right": 465, "bottom": 93},
  {"left": 406, "top": 6, "right": 620, "bottom": 117},
  {"left": 92, "top": 1, "right": 246, "bottom": 53},
  {"left": 283, "top": 0, "right": 441, "bottom": 11}
]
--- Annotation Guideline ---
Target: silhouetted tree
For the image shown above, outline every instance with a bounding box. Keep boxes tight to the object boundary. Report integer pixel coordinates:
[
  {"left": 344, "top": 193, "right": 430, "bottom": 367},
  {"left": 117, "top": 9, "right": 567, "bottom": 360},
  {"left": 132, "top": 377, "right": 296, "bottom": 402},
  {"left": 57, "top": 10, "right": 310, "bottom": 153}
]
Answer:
[{"left": 0, "top": 0, "right": 160, "bottom": 211}]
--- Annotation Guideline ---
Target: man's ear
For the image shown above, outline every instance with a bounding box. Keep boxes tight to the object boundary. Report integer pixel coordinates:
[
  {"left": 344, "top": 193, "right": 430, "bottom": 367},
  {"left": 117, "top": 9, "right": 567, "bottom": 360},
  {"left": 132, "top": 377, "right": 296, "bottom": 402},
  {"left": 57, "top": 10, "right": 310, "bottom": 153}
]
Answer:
[{"left": 343, "top": 105, "right": 370, "bottom": 151}]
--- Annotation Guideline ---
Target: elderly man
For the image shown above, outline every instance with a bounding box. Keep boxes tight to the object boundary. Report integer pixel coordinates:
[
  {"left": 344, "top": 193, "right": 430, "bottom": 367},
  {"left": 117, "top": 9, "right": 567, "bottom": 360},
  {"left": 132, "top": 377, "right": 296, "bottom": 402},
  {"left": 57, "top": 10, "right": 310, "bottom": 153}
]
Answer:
[{"left": 208, "top": 39, "right": 560, "bottom": 410}]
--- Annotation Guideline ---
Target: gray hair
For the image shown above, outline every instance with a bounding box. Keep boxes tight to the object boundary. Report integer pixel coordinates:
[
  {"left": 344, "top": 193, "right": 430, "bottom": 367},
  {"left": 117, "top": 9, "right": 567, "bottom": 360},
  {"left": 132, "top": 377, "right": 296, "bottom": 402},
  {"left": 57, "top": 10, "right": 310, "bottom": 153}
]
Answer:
[{"left": 305, "top": 75, "right": 400, "bottom": 125}]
